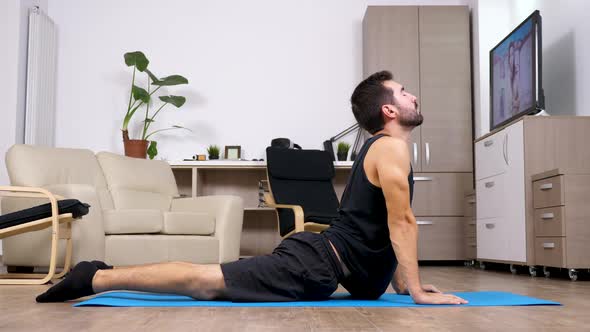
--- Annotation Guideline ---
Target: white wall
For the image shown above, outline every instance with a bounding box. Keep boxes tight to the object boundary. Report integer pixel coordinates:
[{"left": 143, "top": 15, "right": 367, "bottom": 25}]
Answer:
[
  {"left": 0, "top": 0, "right": 47, "bottom": 255},
  {"left": 0, "top": 0, "right": 47, "bottom": 186},
  {"left": 472, "top": 0, "right": 590, "bottom": 138},
  {"left": 48, "top": 0, "right": 469, "bottom": 161},
  {"left": 0, "top": 1, "right": 21, "bottom": 187}
]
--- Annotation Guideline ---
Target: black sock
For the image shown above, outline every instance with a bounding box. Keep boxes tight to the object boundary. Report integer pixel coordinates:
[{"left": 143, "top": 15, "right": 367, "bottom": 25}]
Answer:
[
  {"left": 90, "top": 260, "right": 113, "bottom": 270},
  {"left": 36, "top": 261, "right": 98, "bottom": 303}
]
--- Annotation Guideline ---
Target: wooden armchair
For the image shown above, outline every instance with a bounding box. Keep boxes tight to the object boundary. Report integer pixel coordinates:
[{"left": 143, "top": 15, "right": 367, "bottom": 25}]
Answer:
[
  {"left": 264, "top": 147, "right": 340, "bottom": 238},
  {"left": 0, "top": 186, "right": 87, "bottom": 284}
]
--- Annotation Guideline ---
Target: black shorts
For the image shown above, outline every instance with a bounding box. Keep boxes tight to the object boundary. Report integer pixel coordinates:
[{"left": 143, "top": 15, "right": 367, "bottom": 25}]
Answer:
[{"left": 220, "top": 232, "right": 344, "bottom": 302}]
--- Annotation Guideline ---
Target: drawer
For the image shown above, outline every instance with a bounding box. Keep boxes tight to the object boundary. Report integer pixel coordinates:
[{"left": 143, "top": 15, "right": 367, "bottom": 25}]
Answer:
[
  {"left": 477, "top": 218, "right": 508, "bottom": 261},
  {"left": 464, "top": 194, "right": 476, "bottom": 218},
  {"left": 417, "top": 217, "right": 464, "bottom": 260},
  {"left": 465, "top": 237, "right": 477, "bottom": 259},
  {"left": 464, "top": 218, "right": 476, "bottom": 237},
  {"left": 535, "top": 237, "right": 566, "bottom": 268},
  {"left": 534, "top": 206, "right": 565, "bottom": 237},
  {"left": 412, "top": 173, "right": 473, "bottom": 216},
  {"left": 533, "top": 175, "right": 564, "bottom": 208},
  {"left": 476, "top": 173, "right": 505, "bottom": 219},
  {"left": 475, "top": 132, "right": 507, "bottom": 180}
]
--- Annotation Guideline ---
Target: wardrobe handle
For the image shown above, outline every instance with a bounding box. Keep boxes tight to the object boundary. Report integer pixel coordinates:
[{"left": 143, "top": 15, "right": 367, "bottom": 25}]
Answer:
[
  {"left": 484, "top": 140, "right": 494, "bottom": 147},
  {"left": 413, "top": 177, "right": 433, "bottom": 182},
  {"left": 425, "top": 142, "right": 430, "bottom": 165},
  {"left": 541, "top": 213, "right": 555, "bottom": 220},
  {"left": 540, "top": 183, "right": 553, "bottom": 190},
  {"left": 485, "top": 223, "right": 495, "bottom": 229},
  {"left": 417, "top": 221, "right": 433, "bottom": 225},
  {"left": 543, "top": 242, "right": 555, "bottom": 249},
  {"left": 485, "top": 181, "right": 495, "bottom": 188},
  {"left": 413, "top": 143, "right": 418, "bottom": 165}
]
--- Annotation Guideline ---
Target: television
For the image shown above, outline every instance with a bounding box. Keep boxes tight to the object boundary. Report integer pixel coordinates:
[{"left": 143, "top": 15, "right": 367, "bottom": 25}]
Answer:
[{"left": 490, "top": 10, "right": 545, "bottom": 131}]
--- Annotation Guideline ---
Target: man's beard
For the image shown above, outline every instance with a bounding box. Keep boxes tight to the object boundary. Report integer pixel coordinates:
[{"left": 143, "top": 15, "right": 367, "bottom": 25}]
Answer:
[{"left": 398, "top": 103, "right": 423, "bottom": 127}]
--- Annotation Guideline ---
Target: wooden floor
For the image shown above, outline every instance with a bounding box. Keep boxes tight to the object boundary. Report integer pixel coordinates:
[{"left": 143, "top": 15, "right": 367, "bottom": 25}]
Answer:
[{"left": 0, "top": 264, "right": 589, "bottom": 331}]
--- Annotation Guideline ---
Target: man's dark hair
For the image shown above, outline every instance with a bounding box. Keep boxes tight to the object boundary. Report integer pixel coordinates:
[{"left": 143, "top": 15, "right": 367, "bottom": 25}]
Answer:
[{"left": 350, "top": 71, "right": 395, "bottom": 134}]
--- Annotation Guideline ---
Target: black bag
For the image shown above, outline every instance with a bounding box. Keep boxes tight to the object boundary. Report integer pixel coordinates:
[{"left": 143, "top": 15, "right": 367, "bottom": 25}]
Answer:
[{"left": 271, "top": 138, "right": 301, "bottom": 149}]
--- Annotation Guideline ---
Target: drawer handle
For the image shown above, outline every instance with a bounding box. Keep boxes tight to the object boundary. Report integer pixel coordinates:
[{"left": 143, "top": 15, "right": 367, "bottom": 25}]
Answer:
[
  {"left": 417, "top": 221, "right": 433, "bottom": 225},
  {"left": 543, "top": 242, "right": 555, "bottom": 249},
  {"left": 468, "top": 222, "right": 476, "bottom": 225},
  {"left": 485, "top": 223, "right": 495, "bottom": 229},
  {"left": 484, "top": 140, "right": 494, "bottom": 147},
  {"left": 541, "top": 213, "right": 555, "bottom": 220},
  {"left": 540, "top": 183, "right": 553, "bottom": 190},
  {"left": 414, "top": 177, "right": 433, "bottom": 182},
  {"left": 469, "top": 243, "right": 477, "bottom": 247},
  {"left": 485, "top": 181, "right": 495, "bottom": 188},
  {"left": 468, "top": 199, "right": 476, "bottom": 204}
]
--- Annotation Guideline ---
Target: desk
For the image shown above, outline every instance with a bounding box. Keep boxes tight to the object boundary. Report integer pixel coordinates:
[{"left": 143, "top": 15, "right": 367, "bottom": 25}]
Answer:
[{"left": 169, "top": 161, "right": 352, "bottom": 256}]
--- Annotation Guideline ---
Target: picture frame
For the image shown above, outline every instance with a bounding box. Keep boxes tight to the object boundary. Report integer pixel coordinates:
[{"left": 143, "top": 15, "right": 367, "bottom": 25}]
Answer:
[{"left": 224, "top": 145, "right": 241, "bottom": 160}]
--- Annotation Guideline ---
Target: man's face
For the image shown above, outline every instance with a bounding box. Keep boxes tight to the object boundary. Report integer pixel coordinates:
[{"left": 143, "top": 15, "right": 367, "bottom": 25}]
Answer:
[{"left": 383, "top": 80, "right": 423, "bottom": 127}]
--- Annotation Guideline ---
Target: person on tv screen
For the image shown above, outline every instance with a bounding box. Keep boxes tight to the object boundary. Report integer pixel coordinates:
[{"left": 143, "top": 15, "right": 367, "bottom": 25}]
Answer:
[{"left": 508, "top": 28, "right": 532, "bottom": 116}]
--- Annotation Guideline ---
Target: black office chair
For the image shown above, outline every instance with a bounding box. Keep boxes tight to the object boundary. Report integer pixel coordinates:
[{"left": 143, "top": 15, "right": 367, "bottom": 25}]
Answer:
[{"left": 265, "top": 147, "right": 340, "bottom": 238}]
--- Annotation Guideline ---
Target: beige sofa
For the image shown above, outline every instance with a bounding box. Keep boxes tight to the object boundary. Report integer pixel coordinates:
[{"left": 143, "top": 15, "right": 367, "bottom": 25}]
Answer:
[{"left": 2, "top": 144, "right": 244, "bottom": 267}]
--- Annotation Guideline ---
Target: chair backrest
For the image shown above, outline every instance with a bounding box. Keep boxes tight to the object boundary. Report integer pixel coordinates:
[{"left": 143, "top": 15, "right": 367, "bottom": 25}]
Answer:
[
  {"left": 5, "top": 144, "right": 113, "bottom": 210},
  {"left": 266, "top": 147, "right": 339, "bottom": 236},
  {"left": 96, "top": 152, "right": 179, "bottom": 211}
]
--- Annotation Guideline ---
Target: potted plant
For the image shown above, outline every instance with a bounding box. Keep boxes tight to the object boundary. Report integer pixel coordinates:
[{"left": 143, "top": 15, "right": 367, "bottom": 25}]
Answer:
[
  {"left": 207, "top": 145, "right": 220, "bottom": 160},
  {"left": 337, "top": 142, "right": 350, "bottom": 161},
  {"left": 122, "top": 51, "right": 190, "bottom": 159}
]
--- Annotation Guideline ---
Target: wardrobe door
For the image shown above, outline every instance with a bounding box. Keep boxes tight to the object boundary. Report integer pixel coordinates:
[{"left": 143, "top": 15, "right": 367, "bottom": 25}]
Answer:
[
  {"left": 363, "top": 6, "right": 422, "bottom": 170},
  {"left": 418, "top": 6, "right": 472, "bottom": 172}
]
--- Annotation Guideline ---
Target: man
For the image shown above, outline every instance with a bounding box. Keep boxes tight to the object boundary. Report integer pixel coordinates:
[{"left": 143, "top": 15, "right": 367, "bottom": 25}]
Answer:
[{"left": 36, "top": 71, "right": 467, "bottom": 305}]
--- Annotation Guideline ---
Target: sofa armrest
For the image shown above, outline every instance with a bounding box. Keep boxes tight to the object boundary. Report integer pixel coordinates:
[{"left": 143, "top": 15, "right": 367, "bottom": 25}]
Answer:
[
  {"left": 171, "top": 195, "right": 243, "bottom": 263},
  {"left": 1, "top": 184, "right": 106, "bottom": 267}
]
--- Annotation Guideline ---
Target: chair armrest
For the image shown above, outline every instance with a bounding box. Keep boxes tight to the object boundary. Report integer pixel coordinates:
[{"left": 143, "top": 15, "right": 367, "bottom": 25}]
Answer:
[
  {"left": 264, "top": 204, "right": 305, "bottom": 233},
  {"left": 1, "top": 184, "right": 106, "bottom": 267},
  {"left": 171, "top": 195, "right": 244, "bottom": 263},
  {"left": 0, "top": 186, "right": 61, "bottom": 217},
  {"left": 263, "top": 192, "right": 305, "bottom": 233}
]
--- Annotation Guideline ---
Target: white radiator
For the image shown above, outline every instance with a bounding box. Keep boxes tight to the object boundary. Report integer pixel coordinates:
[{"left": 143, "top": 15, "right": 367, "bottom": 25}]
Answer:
[{"left": 24, "top": 7, "right": 57, "bottom": 146}]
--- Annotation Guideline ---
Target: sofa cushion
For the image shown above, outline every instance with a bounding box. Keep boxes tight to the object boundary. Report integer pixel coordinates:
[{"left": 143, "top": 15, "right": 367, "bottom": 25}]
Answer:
[
  {"left": 163, "top": 212, "right": 215, "bottom": 235},
  {"left": 97, "top": 151, "right": 179, "bottom": 198},
  {"left": 103, "top": 209, "right": 162, "bottom": 234},
  {"left": 6, "top": 144, "right": 114, "bottom": 210},
  {"left": 110, "top": 189, "right": 172, "bottom": 211}
]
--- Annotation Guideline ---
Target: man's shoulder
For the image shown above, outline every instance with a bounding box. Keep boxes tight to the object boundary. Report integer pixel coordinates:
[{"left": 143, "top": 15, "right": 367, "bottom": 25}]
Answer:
[
  {"left": 365, "top": 136, "right": 410, "bottom": 178},
  {"left": 369, "top": 136, "right": 410, "bottom": 161},
  {"left": 372, "top": 136, "right": 407, "bottom": 149}
]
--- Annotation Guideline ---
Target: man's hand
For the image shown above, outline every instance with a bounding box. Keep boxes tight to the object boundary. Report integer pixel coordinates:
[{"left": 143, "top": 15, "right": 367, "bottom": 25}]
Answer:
[
  {"left": 393, "top": 282, "right": 441, "bottom": 295},
  {"left": 412, "top": 290, "right": 468, "bottom": 305}
]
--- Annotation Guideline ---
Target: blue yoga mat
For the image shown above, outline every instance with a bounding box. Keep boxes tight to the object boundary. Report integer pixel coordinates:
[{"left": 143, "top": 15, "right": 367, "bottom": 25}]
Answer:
[{"left": 74, "top": 291, "right": 560, "bottom": 307}]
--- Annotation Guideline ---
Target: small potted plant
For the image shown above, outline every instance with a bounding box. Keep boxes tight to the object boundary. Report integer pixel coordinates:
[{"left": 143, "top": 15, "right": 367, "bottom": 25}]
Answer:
[
  {"left": 337, "top": 142, "right": 350, "bottom": 161},
  {"left": 207, "top": 145, "right": 220, "bottom": 160}
]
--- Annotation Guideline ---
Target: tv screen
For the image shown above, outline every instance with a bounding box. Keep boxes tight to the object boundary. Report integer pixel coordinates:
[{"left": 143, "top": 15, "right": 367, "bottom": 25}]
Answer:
[{"left": 490, "top": 10, "right": 544, "bottom": 131}]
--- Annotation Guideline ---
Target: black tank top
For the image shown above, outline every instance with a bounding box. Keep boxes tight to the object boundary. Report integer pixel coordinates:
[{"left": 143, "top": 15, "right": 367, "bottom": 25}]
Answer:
[{"left": 323, "top": 134, "right": 414, "bottom": 286}]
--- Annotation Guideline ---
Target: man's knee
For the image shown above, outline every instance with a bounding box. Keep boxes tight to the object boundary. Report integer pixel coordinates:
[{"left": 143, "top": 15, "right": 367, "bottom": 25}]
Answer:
[{"left": 185, "top": 264, "right": 225, "bottom": 300}]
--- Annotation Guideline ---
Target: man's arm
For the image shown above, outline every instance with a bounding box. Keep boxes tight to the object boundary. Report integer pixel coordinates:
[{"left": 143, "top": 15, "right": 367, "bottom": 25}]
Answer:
[
  {"left": 374, "top": 138, "right": 467, "bottom": 305},
  {"left": 391, "top": 267, "right": 408, "bottom": 294}
]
